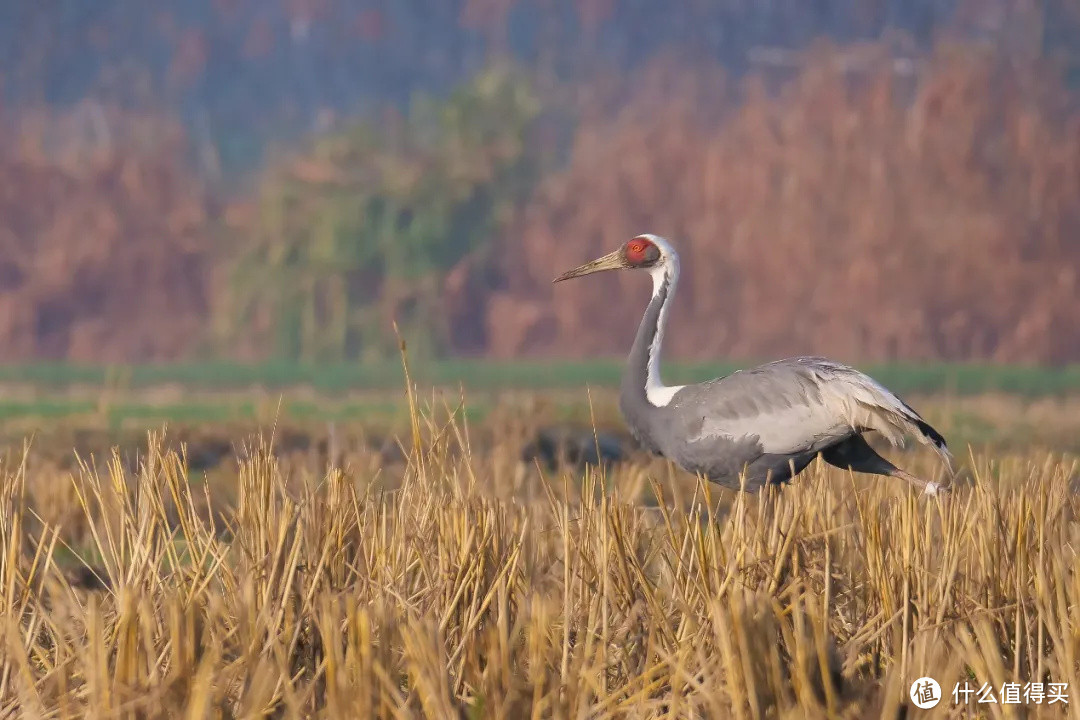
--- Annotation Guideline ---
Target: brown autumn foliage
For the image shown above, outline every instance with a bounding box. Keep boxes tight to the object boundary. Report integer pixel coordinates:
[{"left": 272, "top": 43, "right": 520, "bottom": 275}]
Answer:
[
  {"left": 488, "top": 45, "right": 1080, "bottom": 363},
  {"left": 2, "top": 42, "right": 1080, "bottom": 364},
  {"left": 0, "top": 110, "right": 213, "bottom": 362}
]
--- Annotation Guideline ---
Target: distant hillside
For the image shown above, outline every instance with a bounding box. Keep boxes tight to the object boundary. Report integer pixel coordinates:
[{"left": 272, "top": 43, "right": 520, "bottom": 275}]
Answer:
[{"left": 4, "top": 0, "right": 1078, "bottom": 174}]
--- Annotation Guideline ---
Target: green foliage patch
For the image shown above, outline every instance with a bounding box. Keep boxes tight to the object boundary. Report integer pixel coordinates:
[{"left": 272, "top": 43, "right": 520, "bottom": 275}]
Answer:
[{"left": 221, "top": 65, "right": 549, "bottom": 362}]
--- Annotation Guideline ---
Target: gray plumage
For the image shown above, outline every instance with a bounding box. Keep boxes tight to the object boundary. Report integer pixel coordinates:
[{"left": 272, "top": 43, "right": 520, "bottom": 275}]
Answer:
[{"left": 554, "top": 234, "right": 953, "bottom": 494}]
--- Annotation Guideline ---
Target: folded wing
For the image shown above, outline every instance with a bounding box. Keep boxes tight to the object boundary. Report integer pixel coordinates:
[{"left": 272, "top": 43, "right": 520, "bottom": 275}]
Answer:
[{"left": 671, "top": 357, "right": 952, "bottom": 469}]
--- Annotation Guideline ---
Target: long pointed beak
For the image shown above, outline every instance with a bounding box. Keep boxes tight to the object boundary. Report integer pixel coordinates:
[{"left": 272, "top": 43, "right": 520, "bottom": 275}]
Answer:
[{"left": 552, "top": 249, "right": 626, "bottom": 283}]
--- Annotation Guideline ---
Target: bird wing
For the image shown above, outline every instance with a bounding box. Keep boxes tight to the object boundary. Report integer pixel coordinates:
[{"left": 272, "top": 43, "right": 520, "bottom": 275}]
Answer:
[{"left": 670, "top": 357, "right": 953, "bottom": 468}]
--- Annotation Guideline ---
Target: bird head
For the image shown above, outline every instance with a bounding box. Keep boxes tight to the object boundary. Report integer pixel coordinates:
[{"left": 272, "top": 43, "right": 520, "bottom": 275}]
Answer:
[{"left": 552, "top": 234, "right": 674, "bottom": 283}]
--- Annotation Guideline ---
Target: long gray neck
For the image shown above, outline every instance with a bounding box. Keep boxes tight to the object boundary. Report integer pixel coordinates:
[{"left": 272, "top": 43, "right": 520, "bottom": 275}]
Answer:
[{"left": 620, "top": 263, "right": 678, "bottom": 446}]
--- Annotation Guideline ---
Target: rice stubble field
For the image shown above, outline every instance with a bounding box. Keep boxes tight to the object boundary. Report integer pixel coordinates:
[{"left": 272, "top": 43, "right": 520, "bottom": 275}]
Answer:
[{"left": 0, "top": 368, "right": 1078, "bottom": 718}]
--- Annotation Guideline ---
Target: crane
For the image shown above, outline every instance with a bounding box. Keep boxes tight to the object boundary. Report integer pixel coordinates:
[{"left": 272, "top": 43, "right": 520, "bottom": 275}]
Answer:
[{"left": 553, "top": 234, "right": 953, "bottom": 494}]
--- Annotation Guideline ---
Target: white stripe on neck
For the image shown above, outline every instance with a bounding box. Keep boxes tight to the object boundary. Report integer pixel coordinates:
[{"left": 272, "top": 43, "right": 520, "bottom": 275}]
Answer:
[{"left": 645, "top": 259, "right": 685, "bottom": 407}]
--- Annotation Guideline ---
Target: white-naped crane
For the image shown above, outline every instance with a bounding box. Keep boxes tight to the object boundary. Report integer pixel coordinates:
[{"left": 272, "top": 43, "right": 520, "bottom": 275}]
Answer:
[{"left": 553, "top": 234, "right": 953, "bottom": 494}]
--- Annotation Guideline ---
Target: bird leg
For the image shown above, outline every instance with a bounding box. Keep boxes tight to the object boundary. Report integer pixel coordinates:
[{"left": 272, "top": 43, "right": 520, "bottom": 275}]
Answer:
[
  {"left": 821, "top": 435, "right": 947, "bottom": 496},
  {"left": 890, "top": 467, "right": 948, "bottom": 496}
]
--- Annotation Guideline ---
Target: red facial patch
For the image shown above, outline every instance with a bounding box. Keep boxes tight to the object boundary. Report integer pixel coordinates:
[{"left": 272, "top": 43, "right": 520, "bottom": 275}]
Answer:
[{"left": 625, "top": 237, "right": 652, "bottom": 265}]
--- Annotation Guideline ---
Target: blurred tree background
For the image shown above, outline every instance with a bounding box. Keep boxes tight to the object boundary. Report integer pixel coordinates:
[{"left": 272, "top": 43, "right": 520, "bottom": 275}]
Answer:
[
  {"left": 1, "top": 0, "right": 1080, "bottom": 363},
  {"left": 221, "top": 66, "right": 547, "bottom": 362}
]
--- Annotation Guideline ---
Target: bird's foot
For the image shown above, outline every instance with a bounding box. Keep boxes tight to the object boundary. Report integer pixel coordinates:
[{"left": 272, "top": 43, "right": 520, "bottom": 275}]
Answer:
[{"left": 921, "top": 480, "right": 951, "bottom": 497}]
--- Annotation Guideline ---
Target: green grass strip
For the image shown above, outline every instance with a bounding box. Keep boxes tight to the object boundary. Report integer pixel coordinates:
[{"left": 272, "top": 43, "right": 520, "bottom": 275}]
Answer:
[{"left": 0, "top": 360, "right": 1077, "bottom": 396}]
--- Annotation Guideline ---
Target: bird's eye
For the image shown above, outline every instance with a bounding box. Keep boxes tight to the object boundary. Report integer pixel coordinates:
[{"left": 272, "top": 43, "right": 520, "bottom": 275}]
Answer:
[{"left": 626, "top": 238, "right": 653, "bottom": 265}]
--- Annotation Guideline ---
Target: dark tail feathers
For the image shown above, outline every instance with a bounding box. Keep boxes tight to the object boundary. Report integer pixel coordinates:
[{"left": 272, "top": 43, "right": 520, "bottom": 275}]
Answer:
[{"left": 914, "top": 418, "right": 948, "bottom": 452}]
